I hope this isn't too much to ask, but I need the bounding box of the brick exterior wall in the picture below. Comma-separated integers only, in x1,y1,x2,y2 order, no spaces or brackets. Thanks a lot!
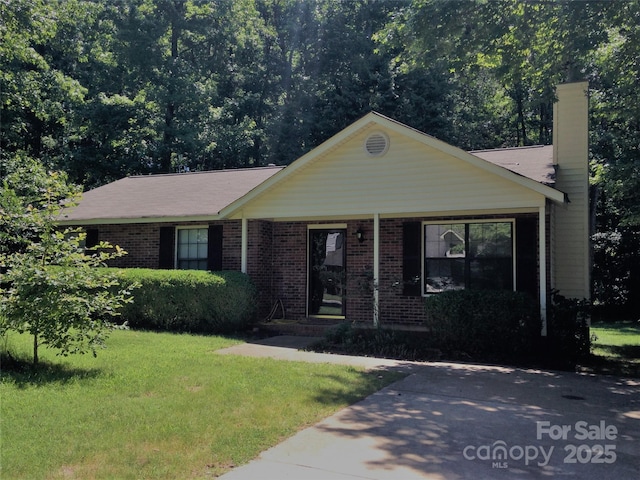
92,223,163,269
247,220,274,319
269,222,308,320
259,221,378,324
221,221,242,270
263,219,420,326
378,218,425,326
345,221,375,324
82,212,547,328
83,220,241,270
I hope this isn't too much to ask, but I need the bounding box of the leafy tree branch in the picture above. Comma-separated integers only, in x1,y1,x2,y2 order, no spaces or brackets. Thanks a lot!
0,156,135,364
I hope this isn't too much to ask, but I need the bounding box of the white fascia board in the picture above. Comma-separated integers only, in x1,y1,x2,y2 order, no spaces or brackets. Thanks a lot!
235,207,544,224
57,214,223,226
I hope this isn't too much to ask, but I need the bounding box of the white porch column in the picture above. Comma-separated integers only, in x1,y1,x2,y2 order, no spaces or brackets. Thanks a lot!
241,217,248,274
373,213,380,327
539,205,548,336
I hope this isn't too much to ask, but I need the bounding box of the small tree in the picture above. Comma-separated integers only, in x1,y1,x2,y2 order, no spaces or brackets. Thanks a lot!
0,155,134,364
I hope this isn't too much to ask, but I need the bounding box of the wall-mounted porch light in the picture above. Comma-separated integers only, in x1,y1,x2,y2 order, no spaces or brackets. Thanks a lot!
355,227,365,243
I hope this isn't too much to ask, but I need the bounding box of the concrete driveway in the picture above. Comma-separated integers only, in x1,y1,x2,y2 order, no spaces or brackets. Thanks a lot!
217,337,640,479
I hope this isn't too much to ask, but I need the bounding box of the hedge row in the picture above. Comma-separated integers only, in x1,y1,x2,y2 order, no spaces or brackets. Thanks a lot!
545,290,592,364
109,269,257,334
423,289,591,366
424,289,542,359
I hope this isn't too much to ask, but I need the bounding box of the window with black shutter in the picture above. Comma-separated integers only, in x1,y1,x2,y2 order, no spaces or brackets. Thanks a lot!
158,226,175,269
85,229,99,249
159,225,224,271
515,217,538,299
207,225,223,271
402,222,422,296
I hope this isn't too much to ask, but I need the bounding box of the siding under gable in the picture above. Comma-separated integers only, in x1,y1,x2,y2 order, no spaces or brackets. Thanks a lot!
236,126,547,220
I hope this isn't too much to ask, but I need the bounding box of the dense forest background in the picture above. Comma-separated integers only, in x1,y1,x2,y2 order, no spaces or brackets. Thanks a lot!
1,0,638,314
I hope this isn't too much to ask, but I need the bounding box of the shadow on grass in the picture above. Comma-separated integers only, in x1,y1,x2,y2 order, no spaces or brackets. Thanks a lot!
308,369,408,407
579,353,640,377
591,320,640,336
0,352,102,388
597,344,640,358
584,321,640,376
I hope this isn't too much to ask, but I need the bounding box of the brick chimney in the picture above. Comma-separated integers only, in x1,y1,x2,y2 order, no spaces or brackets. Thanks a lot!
552,82,591,300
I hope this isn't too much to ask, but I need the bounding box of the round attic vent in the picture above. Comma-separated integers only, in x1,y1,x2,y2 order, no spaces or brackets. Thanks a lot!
364,131,389,157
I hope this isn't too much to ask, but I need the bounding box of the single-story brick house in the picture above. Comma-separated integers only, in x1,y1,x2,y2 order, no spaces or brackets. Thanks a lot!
60,82,590,335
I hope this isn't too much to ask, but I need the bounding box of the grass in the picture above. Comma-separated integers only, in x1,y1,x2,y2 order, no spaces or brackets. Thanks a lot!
0,330,404,479
581,320,640,377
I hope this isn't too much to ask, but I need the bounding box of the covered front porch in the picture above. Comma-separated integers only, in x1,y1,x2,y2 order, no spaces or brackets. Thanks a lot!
239,208,552,334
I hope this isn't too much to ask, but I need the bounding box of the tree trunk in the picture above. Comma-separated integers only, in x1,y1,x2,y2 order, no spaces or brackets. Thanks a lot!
33,332,39,365
160,1,184,173
589,184,599,300
516,96,527,146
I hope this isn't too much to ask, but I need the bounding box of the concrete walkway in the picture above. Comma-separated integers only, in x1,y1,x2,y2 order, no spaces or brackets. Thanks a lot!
216,336,640,479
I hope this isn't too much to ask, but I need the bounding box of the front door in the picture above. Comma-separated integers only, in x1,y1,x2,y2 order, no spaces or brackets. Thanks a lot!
308,229,346,317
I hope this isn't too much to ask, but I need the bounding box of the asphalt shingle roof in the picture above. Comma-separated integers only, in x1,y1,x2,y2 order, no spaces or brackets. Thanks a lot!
61,143,556,224
471,145,555,186
60,166,284,222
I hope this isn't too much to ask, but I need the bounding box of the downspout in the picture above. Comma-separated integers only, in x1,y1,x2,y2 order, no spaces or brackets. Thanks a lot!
539,204,547,336
373,213,380,327
241,217,248,274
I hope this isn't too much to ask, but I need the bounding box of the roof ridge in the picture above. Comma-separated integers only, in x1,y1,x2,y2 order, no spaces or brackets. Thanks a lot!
126,165,284,179
470,144,551,154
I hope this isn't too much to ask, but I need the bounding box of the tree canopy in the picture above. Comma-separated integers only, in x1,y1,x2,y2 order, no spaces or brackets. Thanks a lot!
0,156,134,364
1,0,638,311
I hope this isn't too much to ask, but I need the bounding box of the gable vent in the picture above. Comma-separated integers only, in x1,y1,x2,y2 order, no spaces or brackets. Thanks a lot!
364,131,389,157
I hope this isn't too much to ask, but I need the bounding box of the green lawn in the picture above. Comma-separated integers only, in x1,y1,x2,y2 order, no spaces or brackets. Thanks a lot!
1,330,404,479
584,320,640,377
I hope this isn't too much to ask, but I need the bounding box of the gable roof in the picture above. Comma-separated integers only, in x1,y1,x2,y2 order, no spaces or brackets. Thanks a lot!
61,112,565,225
59,166,284,225
220,112,565,219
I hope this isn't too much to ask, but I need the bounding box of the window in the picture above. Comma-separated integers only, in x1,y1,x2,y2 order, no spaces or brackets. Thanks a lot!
424,221,514,294
73,229,98,252
85,229,99,249
159,225,222,270
176,227,208,270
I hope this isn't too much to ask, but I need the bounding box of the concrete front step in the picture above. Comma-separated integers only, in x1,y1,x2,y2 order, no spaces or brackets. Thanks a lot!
257,320,346,337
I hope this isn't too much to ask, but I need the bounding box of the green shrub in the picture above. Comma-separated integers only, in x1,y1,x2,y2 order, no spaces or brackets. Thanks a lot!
424,290,541,359
315,323,440,361
545,290,591,364
111,269,257,334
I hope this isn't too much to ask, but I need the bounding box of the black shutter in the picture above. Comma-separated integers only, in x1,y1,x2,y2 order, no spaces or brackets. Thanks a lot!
159,226,175,269
85,229,99,248
515,217,537,299
207,224,223,271
402,221,422,296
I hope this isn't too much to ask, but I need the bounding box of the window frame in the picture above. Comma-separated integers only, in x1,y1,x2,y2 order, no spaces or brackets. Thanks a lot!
421,219,517,296
175,225,209,271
